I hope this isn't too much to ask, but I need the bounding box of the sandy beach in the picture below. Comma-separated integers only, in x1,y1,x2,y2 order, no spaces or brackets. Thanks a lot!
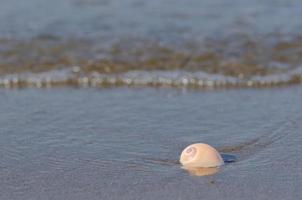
1,0,302,199
0,87,302,199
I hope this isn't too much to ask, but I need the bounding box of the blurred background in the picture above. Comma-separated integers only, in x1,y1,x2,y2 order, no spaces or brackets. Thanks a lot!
1,0,302,88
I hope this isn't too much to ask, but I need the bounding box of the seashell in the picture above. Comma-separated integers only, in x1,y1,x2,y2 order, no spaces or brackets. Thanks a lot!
180,143,224,168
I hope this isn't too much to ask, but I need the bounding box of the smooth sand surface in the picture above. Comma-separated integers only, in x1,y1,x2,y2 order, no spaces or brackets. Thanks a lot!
0,87,302,199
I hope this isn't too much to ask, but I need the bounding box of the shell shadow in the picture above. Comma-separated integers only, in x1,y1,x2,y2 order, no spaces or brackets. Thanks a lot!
221,153,237,164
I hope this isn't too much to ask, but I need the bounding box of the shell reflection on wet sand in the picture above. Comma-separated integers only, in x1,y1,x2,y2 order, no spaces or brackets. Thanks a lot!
180,143,224,176
182,166,220,177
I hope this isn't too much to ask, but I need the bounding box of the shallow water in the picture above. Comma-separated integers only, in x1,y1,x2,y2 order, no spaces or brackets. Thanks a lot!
1,86,302,199
1,0,302,88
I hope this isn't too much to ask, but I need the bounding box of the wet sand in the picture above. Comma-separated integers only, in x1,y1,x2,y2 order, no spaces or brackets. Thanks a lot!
0,86,302,199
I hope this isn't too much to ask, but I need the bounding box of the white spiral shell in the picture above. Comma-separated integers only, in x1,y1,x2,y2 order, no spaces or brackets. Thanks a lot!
180,143,224,168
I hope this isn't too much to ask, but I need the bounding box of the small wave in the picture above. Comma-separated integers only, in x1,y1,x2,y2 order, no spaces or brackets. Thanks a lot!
2,35,302,89
0,68,302,89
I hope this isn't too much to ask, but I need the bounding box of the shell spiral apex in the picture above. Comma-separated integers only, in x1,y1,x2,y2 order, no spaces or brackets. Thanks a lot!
180,143,224,168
